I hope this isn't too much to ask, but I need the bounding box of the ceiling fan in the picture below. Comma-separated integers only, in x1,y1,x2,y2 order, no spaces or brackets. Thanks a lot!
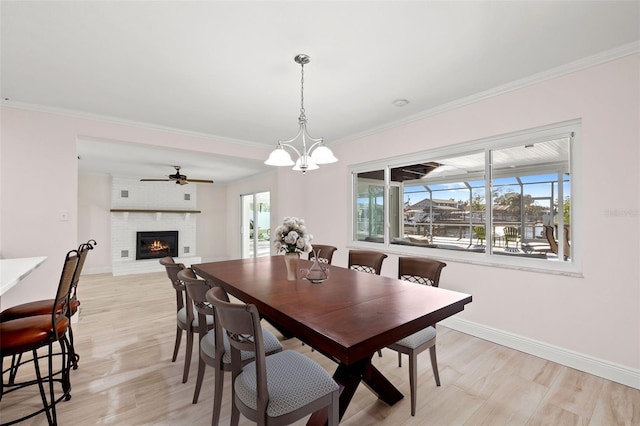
140,166,214,185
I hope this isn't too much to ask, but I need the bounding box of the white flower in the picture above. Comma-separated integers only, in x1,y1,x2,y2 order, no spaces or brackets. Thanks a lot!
273,217,313,254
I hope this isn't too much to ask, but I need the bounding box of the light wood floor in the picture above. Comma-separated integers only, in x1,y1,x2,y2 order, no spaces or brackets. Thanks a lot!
2,271,638,425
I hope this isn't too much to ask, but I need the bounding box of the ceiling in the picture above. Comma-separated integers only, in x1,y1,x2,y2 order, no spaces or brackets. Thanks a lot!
2,1,638,183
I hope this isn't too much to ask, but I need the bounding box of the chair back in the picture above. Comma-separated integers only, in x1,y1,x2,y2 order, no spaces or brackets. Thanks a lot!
348,250,387,275
69,239,96,304
504,226,519,242
52,250,80,339
178,268,215,337
206,287,269,411
308,245,338,265
398,257,446,287
543,225,558,254
543,225,570,258
160,256,186,311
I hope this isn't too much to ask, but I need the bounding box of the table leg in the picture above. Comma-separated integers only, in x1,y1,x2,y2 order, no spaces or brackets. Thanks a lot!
307,356,403,425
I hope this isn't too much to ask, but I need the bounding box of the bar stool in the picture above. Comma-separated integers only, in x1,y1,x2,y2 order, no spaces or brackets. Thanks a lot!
0,240,96,371
0,249,79,425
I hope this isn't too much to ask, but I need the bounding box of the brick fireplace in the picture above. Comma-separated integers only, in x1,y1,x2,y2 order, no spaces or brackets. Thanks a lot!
110,177,201,275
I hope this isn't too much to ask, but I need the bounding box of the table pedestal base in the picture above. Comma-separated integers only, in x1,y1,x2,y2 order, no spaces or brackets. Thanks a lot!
307,355,403,425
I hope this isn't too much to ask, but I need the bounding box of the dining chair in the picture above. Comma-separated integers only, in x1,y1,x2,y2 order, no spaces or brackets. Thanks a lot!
206,286,340,426
0,249,79,425
308,244,338,265
0,239,96,370
348,249,388,356
177,269,282,418
348,250,387,275
160,256,212,383
386,256,446,416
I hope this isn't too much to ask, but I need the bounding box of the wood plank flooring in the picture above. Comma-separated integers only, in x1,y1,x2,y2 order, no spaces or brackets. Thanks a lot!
2,271,638,425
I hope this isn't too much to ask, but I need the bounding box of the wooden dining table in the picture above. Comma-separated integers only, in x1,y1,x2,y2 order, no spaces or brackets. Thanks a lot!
193,256,472,424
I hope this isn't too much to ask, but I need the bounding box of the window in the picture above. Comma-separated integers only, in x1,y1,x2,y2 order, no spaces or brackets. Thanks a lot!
350,121,580,274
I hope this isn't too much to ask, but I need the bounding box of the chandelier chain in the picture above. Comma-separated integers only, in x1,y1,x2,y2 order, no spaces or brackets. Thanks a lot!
299,62,306,119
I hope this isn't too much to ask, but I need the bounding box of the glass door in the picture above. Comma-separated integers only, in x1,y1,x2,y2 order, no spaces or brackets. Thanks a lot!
241,191,270,258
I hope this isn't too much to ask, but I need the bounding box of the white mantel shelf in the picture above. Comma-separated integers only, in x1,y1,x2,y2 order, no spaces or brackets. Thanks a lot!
110,209,201,214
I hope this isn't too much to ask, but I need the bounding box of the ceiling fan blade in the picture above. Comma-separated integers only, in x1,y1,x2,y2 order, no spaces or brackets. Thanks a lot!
187,179,214,184
140,179,171,182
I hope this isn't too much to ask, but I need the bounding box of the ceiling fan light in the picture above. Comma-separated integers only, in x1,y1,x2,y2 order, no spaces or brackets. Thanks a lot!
310,145,338,164
265,146,295,166
292,155,319,171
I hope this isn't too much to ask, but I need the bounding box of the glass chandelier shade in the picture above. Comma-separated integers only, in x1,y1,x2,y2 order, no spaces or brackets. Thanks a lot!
265,54,338,173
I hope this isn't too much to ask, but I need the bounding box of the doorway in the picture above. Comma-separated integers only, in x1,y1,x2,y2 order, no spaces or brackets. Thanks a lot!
241,191,271,258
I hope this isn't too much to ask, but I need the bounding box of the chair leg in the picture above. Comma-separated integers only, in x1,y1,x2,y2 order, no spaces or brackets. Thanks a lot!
182,330,193,383
172,326,182,362
398,351,402,367
378,349,382,357
33,347,55,426
230,398,241,426
328,390,339,426
67,323,79,370
8,353,22,384
409,350,417,416
429,345,441,386
61,336,73,399
192,355,206,403
211,363,224,426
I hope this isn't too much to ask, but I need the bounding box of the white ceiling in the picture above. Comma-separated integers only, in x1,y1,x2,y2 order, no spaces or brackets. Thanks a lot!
2,1,639,183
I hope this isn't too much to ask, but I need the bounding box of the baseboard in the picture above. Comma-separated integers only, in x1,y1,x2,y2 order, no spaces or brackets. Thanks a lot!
439,316,640,390
83,266,112,275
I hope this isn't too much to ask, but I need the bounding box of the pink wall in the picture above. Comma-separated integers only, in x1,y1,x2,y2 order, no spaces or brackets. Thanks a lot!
297,56,639,370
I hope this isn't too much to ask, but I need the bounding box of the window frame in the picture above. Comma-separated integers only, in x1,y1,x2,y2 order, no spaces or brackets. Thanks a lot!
349,120,582,276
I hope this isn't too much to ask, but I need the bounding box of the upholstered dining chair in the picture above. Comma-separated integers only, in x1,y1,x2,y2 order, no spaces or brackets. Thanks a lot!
386,256,446,416
177,268,282,420
206,286,340,426
160,256,212,383
348,250,387,275
0,249,79,425
348,249,388,357
0,239,96,370
308,244,338,265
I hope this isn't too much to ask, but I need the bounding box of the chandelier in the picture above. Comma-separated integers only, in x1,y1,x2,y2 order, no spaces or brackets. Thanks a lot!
265,54,338,172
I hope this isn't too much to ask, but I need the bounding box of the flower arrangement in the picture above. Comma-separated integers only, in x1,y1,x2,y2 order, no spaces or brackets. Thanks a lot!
273,217,313,254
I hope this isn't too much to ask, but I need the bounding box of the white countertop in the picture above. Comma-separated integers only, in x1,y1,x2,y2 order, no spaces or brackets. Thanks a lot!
0,256,48,296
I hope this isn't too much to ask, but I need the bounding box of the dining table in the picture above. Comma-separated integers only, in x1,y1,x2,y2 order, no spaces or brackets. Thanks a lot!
193,256,472,425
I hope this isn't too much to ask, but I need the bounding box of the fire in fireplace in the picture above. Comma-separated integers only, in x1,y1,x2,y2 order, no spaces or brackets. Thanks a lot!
136,231,178,260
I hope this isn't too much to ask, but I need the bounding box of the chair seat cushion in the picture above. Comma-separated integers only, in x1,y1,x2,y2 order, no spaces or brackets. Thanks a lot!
200,326,282,364
177,307,213,329
0,315,69,355
235,350,338,417
0,298,79,322
393,326,436,349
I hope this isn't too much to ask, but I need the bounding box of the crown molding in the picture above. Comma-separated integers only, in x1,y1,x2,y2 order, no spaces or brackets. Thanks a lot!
333,41,640,146
0,100,268,149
